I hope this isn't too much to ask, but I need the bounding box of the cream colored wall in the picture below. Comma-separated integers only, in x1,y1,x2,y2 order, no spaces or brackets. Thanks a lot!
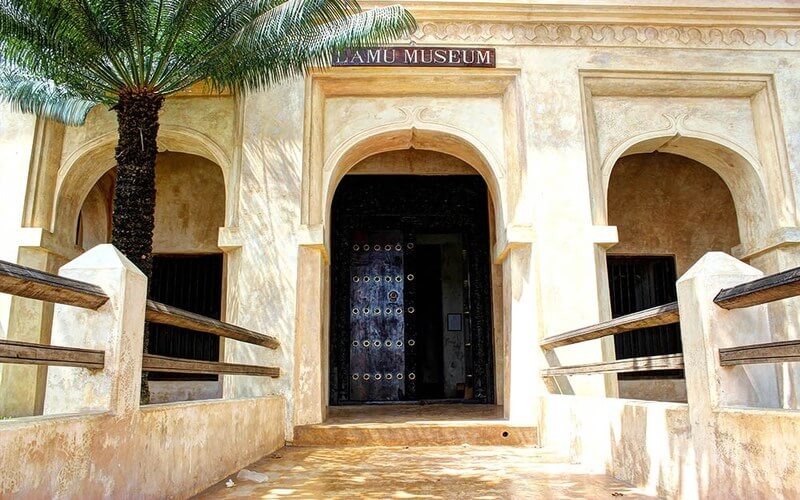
540,395,692,498
223,83,304,438
350,149,476,175
76,152,225,254
540,395,800,498
0,108,37,337
76,171,113,251
608,153,741,275
152,152,225,254
0,396,285,497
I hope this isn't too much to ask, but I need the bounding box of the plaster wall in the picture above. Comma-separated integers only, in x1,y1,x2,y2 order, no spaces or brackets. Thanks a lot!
77,152,225,254
149,381,223,404
152,152,225,254
0,108,36,337
607,153,741,276
349,149,476,175
539,395,693,498
618,379,687,403
539,394,800,498
222,83,305,439
0,396,285,498
77,172,113,251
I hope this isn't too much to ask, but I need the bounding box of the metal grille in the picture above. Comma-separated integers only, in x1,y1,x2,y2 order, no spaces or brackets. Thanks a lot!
148,254,222,380
607,256,682,364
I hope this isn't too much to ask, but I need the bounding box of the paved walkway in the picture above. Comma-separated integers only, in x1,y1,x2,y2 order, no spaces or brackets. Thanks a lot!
197,445,652,499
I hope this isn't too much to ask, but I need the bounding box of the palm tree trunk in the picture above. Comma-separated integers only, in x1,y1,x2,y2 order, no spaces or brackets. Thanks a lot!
110,89,164,404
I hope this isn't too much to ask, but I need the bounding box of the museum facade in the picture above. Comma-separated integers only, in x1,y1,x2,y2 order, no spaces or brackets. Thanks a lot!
2,0,800,431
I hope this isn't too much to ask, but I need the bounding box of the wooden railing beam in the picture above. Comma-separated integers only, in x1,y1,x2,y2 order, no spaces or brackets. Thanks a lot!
540,302,679,350
714,266,800,309
0,339,105,369
142,354,280,377
719,339,800,366
145,300,280,350
0,260,108,310
541,353,684,377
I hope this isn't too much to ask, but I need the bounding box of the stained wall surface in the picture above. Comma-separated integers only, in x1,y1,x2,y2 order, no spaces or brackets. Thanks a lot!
607,153,741,275
76,152,225,254
0,396,285,498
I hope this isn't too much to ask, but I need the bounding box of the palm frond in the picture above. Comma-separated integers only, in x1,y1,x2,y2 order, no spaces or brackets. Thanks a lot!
161,2,416,94
0,67,97,125
0,0,416,124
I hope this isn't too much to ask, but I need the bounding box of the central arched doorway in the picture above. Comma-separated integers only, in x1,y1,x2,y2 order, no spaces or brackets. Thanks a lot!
328,150,495,405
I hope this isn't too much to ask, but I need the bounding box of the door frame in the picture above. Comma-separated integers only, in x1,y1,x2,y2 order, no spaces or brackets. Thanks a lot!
328,175,494,405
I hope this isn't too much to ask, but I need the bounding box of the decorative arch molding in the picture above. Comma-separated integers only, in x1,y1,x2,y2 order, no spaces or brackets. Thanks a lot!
582,70,798,254
305,124,507,256
52,126,232,244
321,124,507,234
601,128,773,247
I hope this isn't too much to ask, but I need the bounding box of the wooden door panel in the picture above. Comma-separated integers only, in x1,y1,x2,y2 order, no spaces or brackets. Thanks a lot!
349,231,406,401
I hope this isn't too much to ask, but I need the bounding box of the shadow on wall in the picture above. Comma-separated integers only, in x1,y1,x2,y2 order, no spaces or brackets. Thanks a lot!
224,135,302,409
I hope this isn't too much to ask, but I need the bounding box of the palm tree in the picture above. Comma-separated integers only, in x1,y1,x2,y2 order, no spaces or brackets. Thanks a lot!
0,0,415,402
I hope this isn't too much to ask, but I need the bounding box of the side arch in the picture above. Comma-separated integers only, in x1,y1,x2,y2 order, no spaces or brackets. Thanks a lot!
52,126,233,244
601,131,775,248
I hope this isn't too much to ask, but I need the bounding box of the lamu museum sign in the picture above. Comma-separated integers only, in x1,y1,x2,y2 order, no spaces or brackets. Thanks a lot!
333,46,496,67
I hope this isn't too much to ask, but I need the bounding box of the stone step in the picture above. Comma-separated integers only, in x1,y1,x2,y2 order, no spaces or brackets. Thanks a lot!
292,422,539,447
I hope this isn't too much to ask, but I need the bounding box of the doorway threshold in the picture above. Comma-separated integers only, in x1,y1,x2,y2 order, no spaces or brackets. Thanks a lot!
292,404,538,447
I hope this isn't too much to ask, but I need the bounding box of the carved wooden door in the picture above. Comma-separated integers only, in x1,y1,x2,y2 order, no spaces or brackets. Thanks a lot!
348,230,416,401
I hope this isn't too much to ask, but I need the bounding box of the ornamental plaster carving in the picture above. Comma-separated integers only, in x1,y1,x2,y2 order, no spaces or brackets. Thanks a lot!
324,104,505,179
412,22,800,50
601,113,761,181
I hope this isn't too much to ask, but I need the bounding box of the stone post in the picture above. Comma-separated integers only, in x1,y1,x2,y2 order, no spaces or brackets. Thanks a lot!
676,252,781,492
293,244,327,427
43,245,147,415
502,243,544,424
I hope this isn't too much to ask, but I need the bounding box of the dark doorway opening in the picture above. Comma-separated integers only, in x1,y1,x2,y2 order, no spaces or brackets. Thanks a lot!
607,255,683,380
330,175,493,405
148,254,223,381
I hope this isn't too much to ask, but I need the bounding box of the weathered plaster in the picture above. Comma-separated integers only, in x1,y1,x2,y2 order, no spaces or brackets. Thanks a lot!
607,153,740,275
0,397,285,498
152,152,225,254
0,245,285,498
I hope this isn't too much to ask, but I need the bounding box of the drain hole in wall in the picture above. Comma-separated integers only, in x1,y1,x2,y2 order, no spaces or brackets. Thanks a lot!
502,431,509,438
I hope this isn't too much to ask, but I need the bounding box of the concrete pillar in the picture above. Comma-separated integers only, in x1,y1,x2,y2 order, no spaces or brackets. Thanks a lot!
0,248,61,417
44,244,147,415
502,244,544,424
292,245,327,426
676,252,781,492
